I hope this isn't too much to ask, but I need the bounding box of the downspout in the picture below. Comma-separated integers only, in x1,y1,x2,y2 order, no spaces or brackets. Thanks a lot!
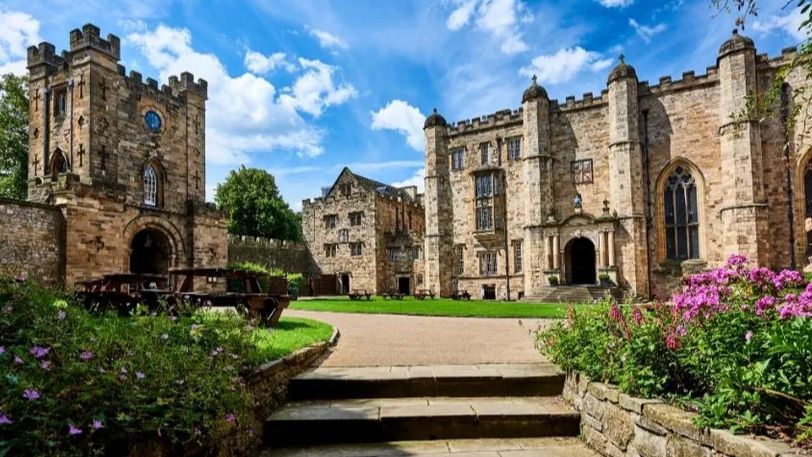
781,83,796,269
68,79,74,170
642,109,653,299
44,87,51,173
498,137,511,301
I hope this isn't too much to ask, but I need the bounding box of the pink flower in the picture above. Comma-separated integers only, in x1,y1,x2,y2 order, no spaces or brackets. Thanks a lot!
726,254,749,268
0,413,12,425
92,419,104,430
665,333,681,351
23,389,40,401
136,371,145,380
39,360,51,371
68,423,82,436
225,413,236,423
13,355,22,365
80,350,94,361
29,346,49,359
609,303,622,322
0,346,5,355
675,325,687,336
745,331,753,342
632,307,644,325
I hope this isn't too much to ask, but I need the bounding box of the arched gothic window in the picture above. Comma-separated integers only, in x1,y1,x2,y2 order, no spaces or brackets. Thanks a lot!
664,166,699,260
144,164,159,207
50,149,68,179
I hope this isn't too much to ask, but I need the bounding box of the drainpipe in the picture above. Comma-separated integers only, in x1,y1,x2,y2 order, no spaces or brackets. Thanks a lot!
642,109,653,299
68,79,74,170
781,83,796,269
503,169,510,301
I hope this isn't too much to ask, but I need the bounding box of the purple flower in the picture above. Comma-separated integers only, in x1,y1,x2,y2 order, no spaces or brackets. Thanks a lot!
13,355,23,365
0,413,12,425
0,346,5,355
665,333,680,351
675,324,687,337
632,307,644,325
609,303,622,322
225,413,236,423
745,331,753,342
57,310,66,321
92,419,104,430
2,304,12,314
68,423,82,436
80,350,94,361
726,254,749,268
29,346,49,359
136,371,145,380
39,360,51,371
23,389,40,401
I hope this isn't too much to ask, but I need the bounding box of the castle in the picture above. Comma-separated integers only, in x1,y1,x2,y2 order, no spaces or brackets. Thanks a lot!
0,24,228,286
423,31,812,300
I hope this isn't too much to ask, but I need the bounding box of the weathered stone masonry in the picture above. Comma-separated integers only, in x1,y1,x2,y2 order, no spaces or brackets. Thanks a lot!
0,198,65,284
425,32,812,300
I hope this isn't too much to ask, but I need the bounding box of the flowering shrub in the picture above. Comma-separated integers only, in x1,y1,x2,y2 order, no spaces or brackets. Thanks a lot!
539,255,812,443
0,279,259,456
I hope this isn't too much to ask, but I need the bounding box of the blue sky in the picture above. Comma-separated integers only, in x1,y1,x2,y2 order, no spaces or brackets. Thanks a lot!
0,0,804,210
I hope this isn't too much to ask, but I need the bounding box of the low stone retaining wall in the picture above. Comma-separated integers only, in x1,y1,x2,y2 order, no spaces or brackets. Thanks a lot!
563,371,805,457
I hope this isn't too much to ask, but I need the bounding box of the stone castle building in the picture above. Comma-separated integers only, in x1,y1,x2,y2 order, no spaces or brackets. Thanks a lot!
424,31,812,300
0,24,227,286
302,168,424,294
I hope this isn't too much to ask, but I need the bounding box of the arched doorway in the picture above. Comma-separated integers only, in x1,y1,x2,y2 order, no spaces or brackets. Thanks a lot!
565,237,596,285
129,229,172,274
340,274,351,294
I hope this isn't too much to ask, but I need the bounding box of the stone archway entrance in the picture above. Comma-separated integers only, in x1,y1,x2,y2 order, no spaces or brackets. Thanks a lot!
565,237,596,285
129,229,172,274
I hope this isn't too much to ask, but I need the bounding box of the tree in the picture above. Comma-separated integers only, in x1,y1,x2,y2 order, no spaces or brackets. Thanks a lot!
0,74,28,200
214,166,302,241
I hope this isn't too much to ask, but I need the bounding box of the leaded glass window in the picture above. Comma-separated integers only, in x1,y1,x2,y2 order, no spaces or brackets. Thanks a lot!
451,148,464,170
144,165,158,206
664,166,699,260
507,137,521,161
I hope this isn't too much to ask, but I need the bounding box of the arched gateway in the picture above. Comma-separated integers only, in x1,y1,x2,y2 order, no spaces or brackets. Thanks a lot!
129,229,172,274
565,237,596,285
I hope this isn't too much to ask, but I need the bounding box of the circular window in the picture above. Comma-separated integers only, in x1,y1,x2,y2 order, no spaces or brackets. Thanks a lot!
144,110,162,133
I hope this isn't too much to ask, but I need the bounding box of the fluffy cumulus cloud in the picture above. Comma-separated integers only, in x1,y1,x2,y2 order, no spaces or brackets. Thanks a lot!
596,0,634,7
520,47,612,85
127,25,355,163
0,10,41,75
391,167,425,192
446,0,532,55
629,19,667,43
244,50,295,74
752,7,806,41
370,100,426,151
278,58,357,116
306,27,348,50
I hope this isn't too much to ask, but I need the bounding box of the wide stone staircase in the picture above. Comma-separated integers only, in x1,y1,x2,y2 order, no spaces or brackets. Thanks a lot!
524,285,621,303
261,363,598,456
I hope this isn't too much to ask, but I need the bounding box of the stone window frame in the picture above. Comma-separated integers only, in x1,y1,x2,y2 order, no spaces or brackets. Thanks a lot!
142,158,165,208
479,142,490,165
474,173,499,231
53,85,68,118
338,229,349,243
388,248,403,262
453,244,465,276
796,148,812,258
513,240,523,273
350,242,363,256
478,251,498,276
451,148,465,170
324,214,337,229
570,159,593,184
49,148,69,179
340,183,352,197
324,243,337,258
349,211,363,226
507,136,522,161
654,159,707,264
663,166,700,260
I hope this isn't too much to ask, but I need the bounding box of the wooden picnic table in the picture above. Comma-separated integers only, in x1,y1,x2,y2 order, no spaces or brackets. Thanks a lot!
413,289,435,300
451,290,472,300
75,273,171,315
381,290,405,300
348,289,372,300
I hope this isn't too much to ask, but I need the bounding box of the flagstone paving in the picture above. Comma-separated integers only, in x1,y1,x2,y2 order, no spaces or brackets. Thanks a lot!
285,310,551,367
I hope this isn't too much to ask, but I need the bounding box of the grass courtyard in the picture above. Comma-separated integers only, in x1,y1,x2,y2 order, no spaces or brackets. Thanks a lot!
290,296,580,318
249,316,334,363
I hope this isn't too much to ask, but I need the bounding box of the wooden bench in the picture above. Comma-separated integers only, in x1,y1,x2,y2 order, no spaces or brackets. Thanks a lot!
381,290,405,300
413,289,435,300
451,290,472,300
348,289,372,300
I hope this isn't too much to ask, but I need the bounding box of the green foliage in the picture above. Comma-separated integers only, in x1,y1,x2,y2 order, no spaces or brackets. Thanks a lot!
214,167,302,241
226,261,303,293
0,74,28,200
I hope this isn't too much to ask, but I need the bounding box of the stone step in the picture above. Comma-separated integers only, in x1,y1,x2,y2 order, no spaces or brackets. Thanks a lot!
525,286,620,303
288,364,565,400
263,437,600,457
264,397,580,446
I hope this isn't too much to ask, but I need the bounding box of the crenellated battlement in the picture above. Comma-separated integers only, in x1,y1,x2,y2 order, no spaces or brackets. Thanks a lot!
551,90,609,111
448,108,523,134
116,66,209,101
69,23,120,59
26,42,63,69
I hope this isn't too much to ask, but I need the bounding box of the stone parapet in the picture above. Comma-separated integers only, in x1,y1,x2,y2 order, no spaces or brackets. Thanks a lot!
563,371,803,457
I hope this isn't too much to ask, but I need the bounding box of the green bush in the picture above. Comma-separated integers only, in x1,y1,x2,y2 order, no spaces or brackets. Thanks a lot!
0,280,257,456
539,255,812,442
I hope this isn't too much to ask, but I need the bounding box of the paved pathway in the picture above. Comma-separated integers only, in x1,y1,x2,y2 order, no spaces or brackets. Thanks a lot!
286,310,552,367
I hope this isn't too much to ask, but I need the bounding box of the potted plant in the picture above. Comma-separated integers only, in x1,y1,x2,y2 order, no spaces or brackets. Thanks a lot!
599,273,613,287
547,275,559,286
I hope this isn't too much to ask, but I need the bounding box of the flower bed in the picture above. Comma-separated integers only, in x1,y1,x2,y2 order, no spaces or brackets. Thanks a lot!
0,279,332,456
538,255,812,448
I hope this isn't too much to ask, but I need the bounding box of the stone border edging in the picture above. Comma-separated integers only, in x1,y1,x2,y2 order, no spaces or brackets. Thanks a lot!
563,371,806,457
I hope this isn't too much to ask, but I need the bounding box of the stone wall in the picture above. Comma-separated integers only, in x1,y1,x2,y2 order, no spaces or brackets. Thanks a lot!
227,235,312,273
563,371,802,457
0,198,65,285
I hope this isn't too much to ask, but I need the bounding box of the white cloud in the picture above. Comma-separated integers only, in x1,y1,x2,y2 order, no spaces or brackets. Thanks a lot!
391,167,425,193
629,19,667,43
446,0,531,55
0,10,41,76
244,50,295,74
126,25,354,163
596,0,634,7
306,27,348,50
272,160,424,177
752,7,806,41
370,100,426,151
520,47,612,85
279,58,357,117
117,19,148,33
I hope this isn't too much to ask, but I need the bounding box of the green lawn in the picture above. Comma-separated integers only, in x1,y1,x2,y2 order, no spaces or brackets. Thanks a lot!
250,316,334,363
290,296,582,318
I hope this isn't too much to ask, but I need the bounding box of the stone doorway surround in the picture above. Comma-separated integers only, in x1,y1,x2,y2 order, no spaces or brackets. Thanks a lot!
340,273,351,294
542,208,618,286
566,237,597,285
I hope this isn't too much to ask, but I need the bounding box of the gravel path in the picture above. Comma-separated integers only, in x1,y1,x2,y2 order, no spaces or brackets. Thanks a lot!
286,310,552,367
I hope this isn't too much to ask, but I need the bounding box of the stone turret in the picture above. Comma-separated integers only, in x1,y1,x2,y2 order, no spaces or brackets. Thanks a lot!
423,109,454,296
521,76,554,295
717,30,768,264
607,56,648,296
